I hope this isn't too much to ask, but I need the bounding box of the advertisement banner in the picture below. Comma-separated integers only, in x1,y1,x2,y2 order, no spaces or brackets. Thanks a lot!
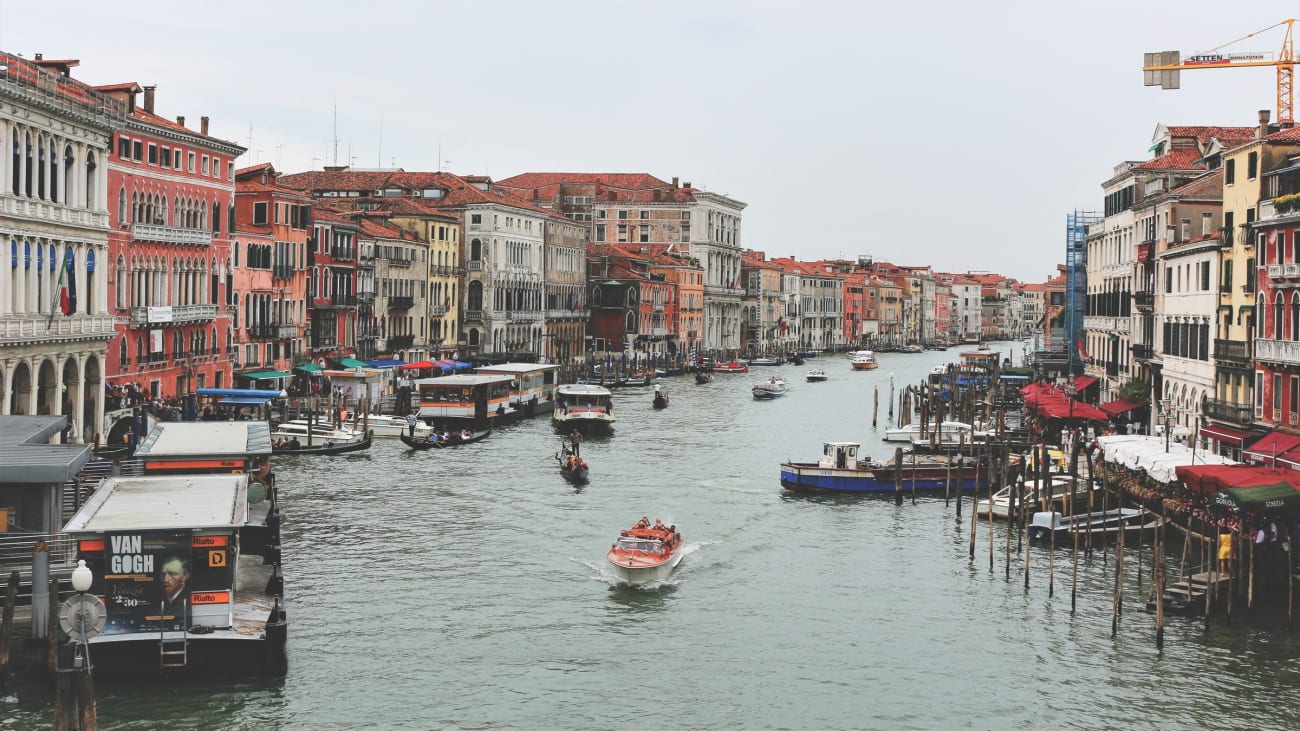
103,531,192,634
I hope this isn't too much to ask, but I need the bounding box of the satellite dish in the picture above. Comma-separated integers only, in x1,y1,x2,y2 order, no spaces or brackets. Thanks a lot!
59,594,106,641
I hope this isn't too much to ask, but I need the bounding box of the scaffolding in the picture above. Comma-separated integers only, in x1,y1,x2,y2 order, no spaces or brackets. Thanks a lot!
1064,210,1101,375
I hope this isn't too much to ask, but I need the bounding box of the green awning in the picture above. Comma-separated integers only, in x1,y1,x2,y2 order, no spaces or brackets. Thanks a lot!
1214,483,1300,513
336,357,368,369
295,363,323,373
238,370,291,380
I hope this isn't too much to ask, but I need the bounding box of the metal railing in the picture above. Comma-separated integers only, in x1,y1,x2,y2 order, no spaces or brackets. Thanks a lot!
1214,338,1252,366
1204,399,1253,425
388,296,414,310
1134,292,1155,309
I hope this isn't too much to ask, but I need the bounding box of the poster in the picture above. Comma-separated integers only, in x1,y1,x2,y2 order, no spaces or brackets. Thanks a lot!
103,530,191,634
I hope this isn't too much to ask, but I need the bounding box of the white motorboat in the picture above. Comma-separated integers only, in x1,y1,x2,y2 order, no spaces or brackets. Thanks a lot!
270,419,368,445
606,521,685,586
884,420,977,443
806,368,828,382
976,476,1097,520
752,377,788,399
345,413,433,439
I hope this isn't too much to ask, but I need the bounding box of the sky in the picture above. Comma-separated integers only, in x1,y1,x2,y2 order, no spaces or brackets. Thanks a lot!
2,0,1296,282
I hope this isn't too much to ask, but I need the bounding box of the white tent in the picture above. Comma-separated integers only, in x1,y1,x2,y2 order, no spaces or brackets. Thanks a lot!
1097,435,1237,483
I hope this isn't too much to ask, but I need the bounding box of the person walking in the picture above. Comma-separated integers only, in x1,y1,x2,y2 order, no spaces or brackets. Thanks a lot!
569,428,584,457
406,410,418,437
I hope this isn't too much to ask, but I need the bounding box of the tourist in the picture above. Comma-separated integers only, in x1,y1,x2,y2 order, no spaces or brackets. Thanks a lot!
1218,531,1235,576
636,516,650,529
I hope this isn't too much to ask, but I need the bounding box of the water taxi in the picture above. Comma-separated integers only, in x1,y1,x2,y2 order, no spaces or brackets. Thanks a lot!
472,362,562,422
65,421,287,675
414,373,513,430
554,383,616,431
338,413,433,439
752,377,787,399
712,361,750,374
883,420,977,443
606,520,684,585
270,419,368,445
850,351,878,370
806,368,828,382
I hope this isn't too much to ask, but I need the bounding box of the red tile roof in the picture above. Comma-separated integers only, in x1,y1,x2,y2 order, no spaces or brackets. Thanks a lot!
1166,125,1256,147
1134,148,1206,171
276,169,561,219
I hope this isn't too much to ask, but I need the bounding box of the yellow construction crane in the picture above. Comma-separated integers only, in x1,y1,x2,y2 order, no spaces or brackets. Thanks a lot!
1143,19,1296,124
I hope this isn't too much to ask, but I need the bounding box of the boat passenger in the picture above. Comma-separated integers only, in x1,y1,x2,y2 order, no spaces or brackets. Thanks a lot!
653,518,665,530
461,428,473,440
288,437,301,449
636,516,650,529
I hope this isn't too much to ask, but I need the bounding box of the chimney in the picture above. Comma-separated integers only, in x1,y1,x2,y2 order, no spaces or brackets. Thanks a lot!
683,181,691,189
143,85,156,114
1202,212,1212,237
1180,218,1190,242
1259,109,1271,139
200,116,209,136
176,115,185,128
672,177,679,188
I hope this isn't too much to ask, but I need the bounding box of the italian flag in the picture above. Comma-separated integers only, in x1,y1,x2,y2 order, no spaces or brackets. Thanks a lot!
57,248,76,316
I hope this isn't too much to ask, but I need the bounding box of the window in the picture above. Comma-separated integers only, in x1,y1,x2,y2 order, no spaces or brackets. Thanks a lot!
253,201,268,225
1275,373,1283,415
174,148,183,171
1249,151,1259,180
148,143,157,165
471,214,482,225
160,147,171,168
201,155,209,176
187,152,196,172
117,136,130,159
640,210,649,220
640,224,650,243
1165,265,1172,293
595,224,606,242
1226,159,1236,185
1200,261,1210,291
618,210,628,220
131,140,143,162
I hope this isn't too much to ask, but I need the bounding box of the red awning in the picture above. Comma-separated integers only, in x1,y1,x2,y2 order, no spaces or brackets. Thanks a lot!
1243,430,1300,464
1199,424,1252,446
1036,400,1111,421
1098,398,1145,417
400,360,435,370
1177,464,1300,495
1074,375,1098,390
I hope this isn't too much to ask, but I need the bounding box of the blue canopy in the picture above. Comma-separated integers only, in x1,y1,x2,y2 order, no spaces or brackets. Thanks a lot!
368,359,406,368
453,360,473,371
218,396,276,405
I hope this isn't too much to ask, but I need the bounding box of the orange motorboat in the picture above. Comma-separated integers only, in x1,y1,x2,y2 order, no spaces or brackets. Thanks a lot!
605,520,685,586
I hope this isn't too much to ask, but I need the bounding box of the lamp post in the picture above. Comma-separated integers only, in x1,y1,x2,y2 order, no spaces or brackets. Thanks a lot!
1159,398,1173,453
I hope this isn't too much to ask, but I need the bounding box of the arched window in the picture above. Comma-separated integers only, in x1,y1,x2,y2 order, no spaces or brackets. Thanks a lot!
117,188,127,223
1291,293,1300,341
470,239,482,260
84,151,96,208
63,145,74,204
1276,292,1286,340
115,255,126,309
85,248,96,315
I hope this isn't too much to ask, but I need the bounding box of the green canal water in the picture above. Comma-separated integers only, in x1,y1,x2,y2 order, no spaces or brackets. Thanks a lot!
6,345,1300,729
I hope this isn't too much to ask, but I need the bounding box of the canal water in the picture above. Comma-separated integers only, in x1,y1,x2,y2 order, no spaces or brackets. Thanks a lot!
6,344,1300,730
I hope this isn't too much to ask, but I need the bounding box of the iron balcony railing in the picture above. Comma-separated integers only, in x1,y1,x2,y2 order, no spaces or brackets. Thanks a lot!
1204,399,1253,425
388,296,414,310
1214,338,1253,367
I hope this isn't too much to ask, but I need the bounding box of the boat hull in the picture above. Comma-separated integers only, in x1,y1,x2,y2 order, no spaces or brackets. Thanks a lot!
606,549,685,585
851,362,878,370
752,386,786,399
780,462,986,493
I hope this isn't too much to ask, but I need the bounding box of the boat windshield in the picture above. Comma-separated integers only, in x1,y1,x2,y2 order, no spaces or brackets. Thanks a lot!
616,537,662,552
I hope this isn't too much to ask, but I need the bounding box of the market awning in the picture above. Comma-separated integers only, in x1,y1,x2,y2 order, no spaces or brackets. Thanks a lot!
295,363,323,373
1036,400,1111,421
1177,465,1300,495
1098,398,1145,417
1199,424,1252,446
237,370,290,380
368,359,406,368
433,359,457,372
1216,483,1300,513
336,357,368,369
400,360,435,370
1074,375,1098,390
1243,430,1300,464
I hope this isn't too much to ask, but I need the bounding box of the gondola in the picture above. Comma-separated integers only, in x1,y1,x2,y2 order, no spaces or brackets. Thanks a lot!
557,448,589,482
694,371,713,385
273,430,373,456
653,391,669,409
399,427,491,450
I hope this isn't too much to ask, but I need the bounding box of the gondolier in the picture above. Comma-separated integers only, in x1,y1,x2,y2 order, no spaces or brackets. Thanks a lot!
569,428,583,456
406,411,418,437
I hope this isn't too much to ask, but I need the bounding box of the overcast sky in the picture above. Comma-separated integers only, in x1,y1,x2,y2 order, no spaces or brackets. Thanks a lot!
2,1,1292,281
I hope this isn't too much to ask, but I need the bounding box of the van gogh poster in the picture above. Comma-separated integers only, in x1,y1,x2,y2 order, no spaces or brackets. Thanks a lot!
103,531,191,633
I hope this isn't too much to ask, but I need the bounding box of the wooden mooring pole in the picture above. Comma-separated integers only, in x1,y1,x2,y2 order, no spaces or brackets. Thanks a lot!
0,570,17,683
894,447,904,507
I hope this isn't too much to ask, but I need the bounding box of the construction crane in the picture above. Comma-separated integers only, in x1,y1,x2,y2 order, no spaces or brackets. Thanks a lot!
1143,19,1296,125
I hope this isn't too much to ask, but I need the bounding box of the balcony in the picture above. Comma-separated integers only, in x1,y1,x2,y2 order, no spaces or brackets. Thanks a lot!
1257,338,1300,366
129,304,218,327
1204,398,1254,425
330,246,355,261
277,324,299,339
388,258,412,268
249,324,278,339
388,296,414,311
505,311,542,322
429,304,448,317
1134,292,1155,310
388,334,415,349
357,291,376,302
464,309,484,321
704,284,743,298
649,327,669,337
1214,338,1253,368
1132,343,1155,361
330,294,358,308
467,260,483,271
131,222,213,246
272,265,294,280
0,313,117,345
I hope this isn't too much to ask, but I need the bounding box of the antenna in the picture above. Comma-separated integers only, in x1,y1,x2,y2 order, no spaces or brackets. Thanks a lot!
246,125,254,156
276,143,287,169
377,117,383,170
332,93,339,166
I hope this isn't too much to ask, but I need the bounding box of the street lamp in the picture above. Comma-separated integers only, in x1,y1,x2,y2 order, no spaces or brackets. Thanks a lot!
1159,398,1174,453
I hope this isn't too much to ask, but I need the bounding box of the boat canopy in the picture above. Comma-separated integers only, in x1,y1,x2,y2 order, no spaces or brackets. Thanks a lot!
196,387,285,400
368,359,406,368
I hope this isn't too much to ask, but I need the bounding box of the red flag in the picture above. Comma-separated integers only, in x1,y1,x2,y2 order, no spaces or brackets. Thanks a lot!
1076,336,1087,360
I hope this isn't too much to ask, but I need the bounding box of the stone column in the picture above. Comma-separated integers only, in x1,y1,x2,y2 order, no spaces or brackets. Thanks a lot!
0,360,11,416
71,353,85,444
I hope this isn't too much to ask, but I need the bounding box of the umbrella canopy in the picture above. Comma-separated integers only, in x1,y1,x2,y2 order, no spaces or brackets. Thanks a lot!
1215,483,1300,513
400,360,435,370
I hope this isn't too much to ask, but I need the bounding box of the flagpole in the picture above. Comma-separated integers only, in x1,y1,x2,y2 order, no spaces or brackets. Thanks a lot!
46,246,67,332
